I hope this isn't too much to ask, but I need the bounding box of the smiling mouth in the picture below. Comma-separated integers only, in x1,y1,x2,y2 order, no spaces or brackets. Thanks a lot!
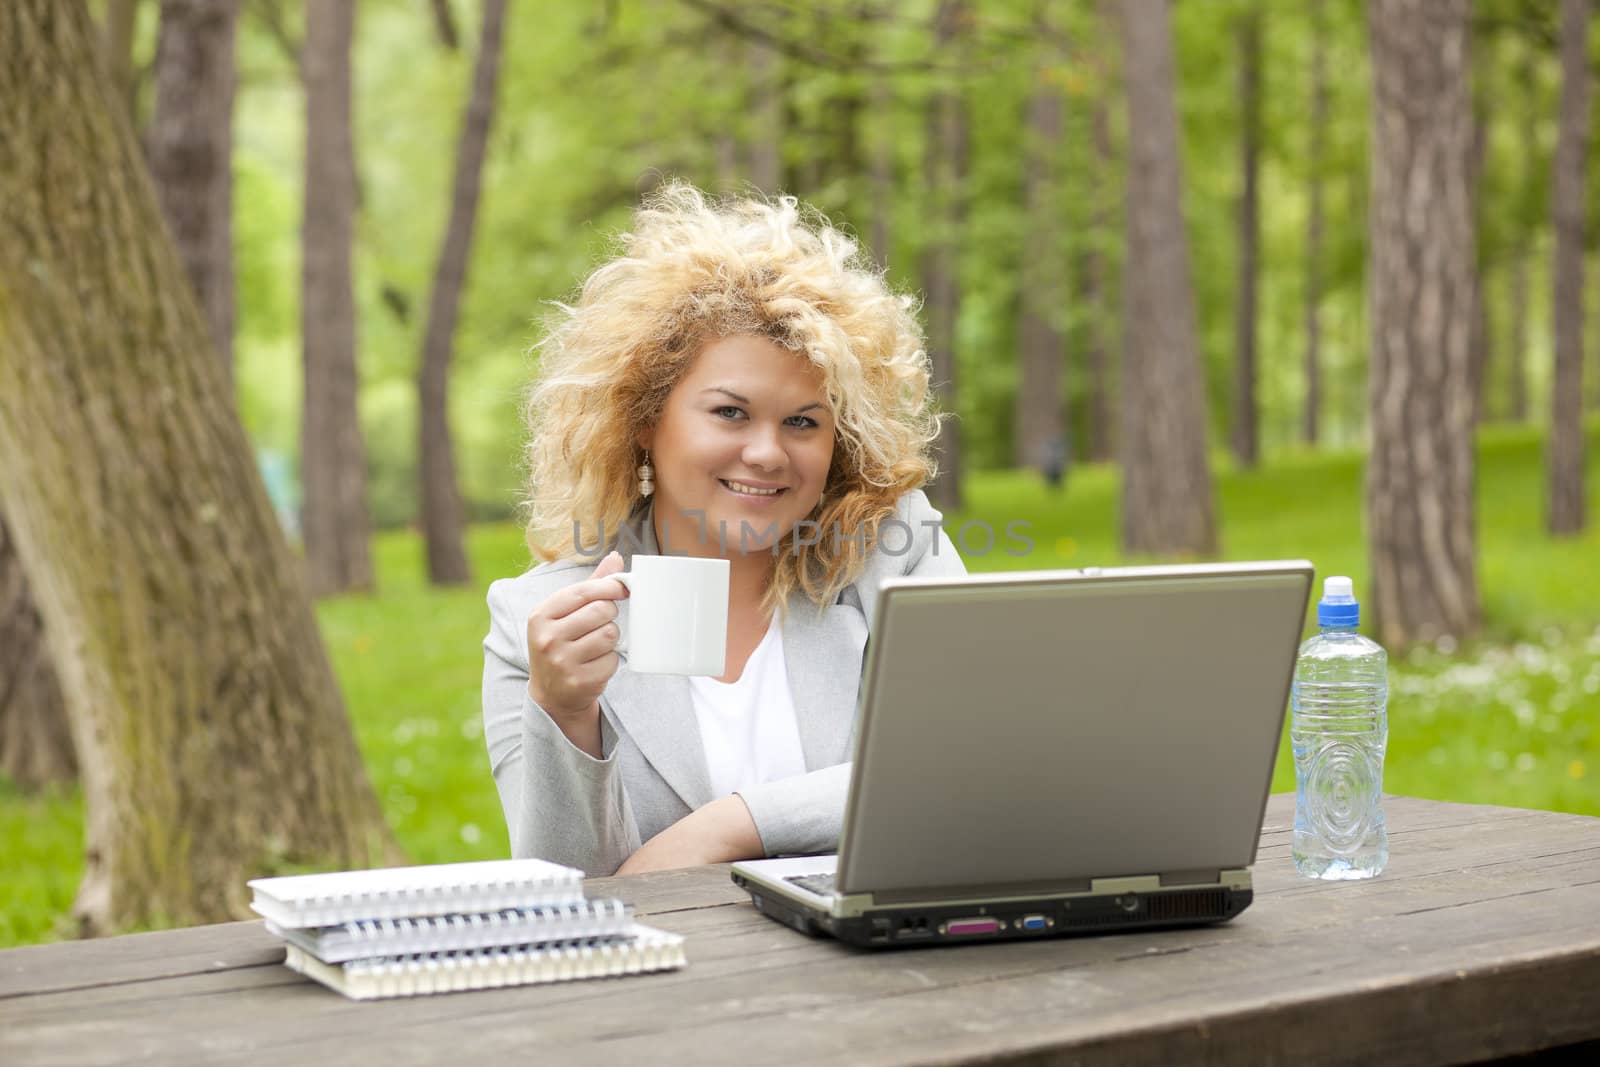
719,479,787,497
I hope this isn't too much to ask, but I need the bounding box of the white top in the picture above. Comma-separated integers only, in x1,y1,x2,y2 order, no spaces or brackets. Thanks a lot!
688,614,808,799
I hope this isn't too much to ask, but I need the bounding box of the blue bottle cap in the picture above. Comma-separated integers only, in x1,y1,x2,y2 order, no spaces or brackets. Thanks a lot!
1318,576,1359,627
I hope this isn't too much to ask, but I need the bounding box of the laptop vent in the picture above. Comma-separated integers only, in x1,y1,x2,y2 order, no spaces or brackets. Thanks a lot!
1148,890,1227,922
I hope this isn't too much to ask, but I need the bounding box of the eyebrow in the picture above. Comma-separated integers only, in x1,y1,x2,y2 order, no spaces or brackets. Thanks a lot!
701,387,829,414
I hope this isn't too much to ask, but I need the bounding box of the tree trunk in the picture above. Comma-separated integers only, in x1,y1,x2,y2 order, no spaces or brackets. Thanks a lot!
429,0,460,50
1467,109,1491,427
1303,0,1327,446
1506,46,1536,425
1548,0,1590,536
419,0,508,587
921,0,968,513
1015,45,1065,474
147,0,239,387
0,0,394,934
100,0,143,121
1507,246,1531,422
712,26,740,192
1081,23,1117,465
0,513,75,790
747,36,783,194
1231,6,1261,469
301,0,373,596
1364,0,1480,649
1116,0,1217,556
869,74,892,271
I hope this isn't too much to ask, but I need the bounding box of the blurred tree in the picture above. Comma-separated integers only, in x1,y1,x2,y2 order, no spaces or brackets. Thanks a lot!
147,0,239,386
1231,3,1261,469
1302,0,1328,446
1117,0,1216,555
747,34,784,194
922,0,969,512
1365,0,1480,648
1548,0,1589,536
0,514,75,791
301,0,373,595
429,0,459,51
868,69,893,269
100,0,144,120
1506,41,1536,425
1467,105,1491,428
1014,6,1066,477
419,0,509,586
1078,0,1118,464
0,0,394,933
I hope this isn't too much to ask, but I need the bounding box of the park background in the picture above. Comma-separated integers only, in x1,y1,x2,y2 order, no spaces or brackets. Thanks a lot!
1,0,1597,946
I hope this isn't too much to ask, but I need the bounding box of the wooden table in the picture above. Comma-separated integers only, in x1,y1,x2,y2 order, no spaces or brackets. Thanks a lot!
4,794,1599,1066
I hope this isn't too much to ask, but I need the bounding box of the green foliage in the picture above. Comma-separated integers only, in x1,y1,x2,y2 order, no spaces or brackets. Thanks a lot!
219,0,1587,526
3,427,1596,948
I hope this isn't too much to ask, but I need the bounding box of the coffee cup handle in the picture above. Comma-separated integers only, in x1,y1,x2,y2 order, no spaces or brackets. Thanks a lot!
608,571,633,653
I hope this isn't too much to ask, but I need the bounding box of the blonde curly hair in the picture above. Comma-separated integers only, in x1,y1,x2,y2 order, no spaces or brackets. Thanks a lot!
522,181,940,615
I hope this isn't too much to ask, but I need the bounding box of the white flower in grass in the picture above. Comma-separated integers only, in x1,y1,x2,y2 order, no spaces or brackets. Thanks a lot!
1514,753,1537,773
460,823,482,845
1488,751,1509,770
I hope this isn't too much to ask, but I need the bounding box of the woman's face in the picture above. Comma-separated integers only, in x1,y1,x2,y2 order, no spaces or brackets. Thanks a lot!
640,334,836,557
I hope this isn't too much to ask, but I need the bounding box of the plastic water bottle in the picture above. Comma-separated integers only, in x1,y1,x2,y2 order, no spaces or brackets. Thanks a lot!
1291,576,1389,879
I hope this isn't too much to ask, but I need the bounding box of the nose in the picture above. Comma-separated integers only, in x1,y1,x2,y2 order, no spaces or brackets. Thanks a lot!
741,423,787,471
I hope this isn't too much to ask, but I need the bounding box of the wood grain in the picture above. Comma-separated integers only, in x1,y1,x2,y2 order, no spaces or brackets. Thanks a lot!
4,795,1598,1067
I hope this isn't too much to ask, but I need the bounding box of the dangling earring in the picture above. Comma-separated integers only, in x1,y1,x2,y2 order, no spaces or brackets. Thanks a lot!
637,451,655,497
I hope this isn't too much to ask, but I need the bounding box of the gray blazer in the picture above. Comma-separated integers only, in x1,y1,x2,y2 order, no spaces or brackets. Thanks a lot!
481,489,966,874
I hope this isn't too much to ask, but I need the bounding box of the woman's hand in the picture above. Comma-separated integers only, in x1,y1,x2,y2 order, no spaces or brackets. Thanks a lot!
525,551,630,757
614,795,764,875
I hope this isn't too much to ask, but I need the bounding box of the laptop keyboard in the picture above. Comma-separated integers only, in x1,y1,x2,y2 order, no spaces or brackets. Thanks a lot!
784,873,837,897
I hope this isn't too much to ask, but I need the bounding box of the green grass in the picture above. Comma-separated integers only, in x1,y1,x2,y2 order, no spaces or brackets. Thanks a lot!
3,424,1597,948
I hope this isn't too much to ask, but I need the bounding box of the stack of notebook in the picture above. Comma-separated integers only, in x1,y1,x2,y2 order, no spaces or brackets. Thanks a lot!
248,857,685,1000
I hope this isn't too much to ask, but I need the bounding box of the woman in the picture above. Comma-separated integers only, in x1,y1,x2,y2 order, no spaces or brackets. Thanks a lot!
482,183,966,875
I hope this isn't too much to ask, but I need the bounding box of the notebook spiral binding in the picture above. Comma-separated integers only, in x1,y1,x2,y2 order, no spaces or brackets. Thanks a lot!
267,899,636,963
282,923,687,1000
248,858,585,929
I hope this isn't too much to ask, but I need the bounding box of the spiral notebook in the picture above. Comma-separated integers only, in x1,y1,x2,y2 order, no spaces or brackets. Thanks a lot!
283,923,687,1000
248,857,584,929
266,899,635,963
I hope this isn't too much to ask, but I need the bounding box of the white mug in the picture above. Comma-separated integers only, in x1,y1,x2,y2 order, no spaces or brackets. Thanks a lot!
611,555,729,675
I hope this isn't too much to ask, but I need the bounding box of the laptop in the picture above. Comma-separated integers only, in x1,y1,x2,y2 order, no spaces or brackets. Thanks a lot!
730,560,1314,948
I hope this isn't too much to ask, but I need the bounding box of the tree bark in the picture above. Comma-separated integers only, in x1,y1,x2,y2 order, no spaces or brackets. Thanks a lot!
100,0,143,121
429,0,460,50
1506,45,1536,425
419,0,508,587
713,26,740,192
1081,16,1117,465
1303,0,1327,446
0,512,75,790
921,0,968,513
0,0,394,933
869,74,893,270
1231,6,1261,469
1467,108,1491,427
1548,0,1590,536
747,36,783,194
1015,43,1065,474
147,0,239,387
1365,0,1480,649
1116,0,1217,556
301,0,374,596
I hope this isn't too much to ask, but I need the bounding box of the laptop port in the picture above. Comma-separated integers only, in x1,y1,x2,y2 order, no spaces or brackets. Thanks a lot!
1018,914,1051,931
941,918,1003,937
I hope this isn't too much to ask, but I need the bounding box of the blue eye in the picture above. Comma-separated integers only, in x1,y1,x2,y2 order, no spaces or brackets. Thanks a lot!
713,406,745,420
786,415,820,429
